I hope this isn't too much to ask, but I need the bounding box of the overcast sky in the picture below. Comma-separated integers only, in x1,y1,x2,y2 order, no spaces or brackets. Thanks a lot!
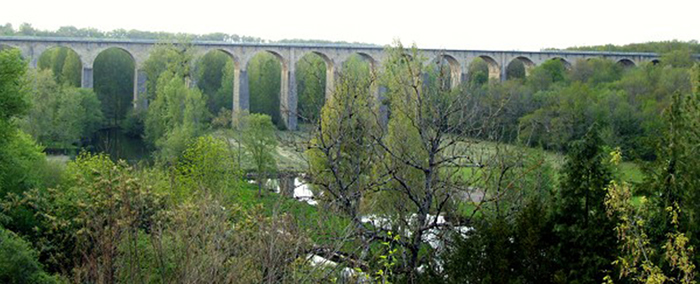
2,0,698,51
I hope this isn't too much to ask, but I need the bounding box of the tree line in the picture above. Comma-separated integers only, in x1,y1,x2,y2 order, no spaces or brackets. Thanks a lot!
0,22,378,46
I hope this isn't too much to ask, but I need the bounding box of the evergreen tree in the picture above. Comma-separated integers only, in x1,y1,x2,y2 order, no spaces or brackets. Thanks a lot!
553,128,617,283
643,83,700,268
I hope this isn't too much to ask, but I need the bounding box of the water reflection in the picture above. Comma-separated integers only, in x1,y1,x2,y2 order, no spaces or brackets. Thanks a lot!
86,128,149,163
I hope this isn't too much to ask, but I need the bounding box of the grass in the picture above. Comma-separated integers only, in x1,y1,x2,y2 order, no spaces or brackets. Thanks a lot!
211,129,308,173
217,129,647,220
230,182,352,246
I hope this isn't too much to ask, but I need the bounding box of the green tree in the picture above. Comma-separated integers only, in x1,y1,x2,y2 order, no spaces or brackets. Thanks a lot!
373,45,503,280
506,59,526,80
295,53,326,123
21,69,104,149
307,54,377,218
93,47,134,126
145,70,209,161
552,129,617,283
37,47,81,87
196,50,234,114
660,49,695,68
174,135,240,200
0,227,61,284
248,52,282,127
519,82,603,151
239,113,277,197
604,149,696,283
442,196,557,284
527,59,568,91
642,87,700,268
142,42,194,102
467,57,489,86
0,49,47,198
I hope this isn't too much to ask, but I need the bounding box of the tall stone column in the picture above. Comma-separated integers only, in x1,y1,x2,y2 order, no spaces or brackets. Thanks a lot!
81,66,93,89
233,68,250,121
324,64,338,100
133,69,148,109
451,71,463,89
281,67,298,130
500,63,508,82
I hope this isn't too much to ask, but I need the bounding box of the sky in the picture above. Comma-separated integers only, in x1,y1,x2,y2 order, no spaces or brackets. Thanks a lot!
2,0,699,51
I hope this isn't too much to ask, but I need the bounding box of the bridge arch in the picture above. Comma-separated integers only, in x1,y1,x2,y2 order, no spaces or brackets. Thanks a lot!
466,55,500,84
340,52,379,107
506,56,535,79
92,46,135,66
246,50,290,128
353,52,377,70
37,46,83,87
306,51,336,86
194,49,241,115
93,47,136,126
206,48,241,70
295,51,335,123
550,57,572,69
617,58,636,68
478,55,501,81
430,54,461,88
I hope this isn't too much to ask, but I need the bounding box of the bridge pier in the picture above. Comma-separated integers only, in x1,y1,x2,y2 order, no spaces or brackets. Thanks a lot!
500,64,507,82
281,67,298,130
81,66,93,89
232,68,250,123
325,64,339,101
134,69,147,108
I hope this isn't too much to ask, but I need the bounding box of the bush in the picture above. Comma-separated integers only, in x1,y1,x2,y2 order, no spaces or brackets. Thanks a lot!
22,69,104,149
0,226,62,284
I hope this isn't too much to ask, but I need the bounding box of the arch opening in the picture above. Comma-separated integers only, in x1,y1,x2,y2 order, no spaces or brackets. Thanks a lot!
617,58,636,68
354,52,377,71
467,56,499,85
651,59,661,65
341,53,373,87
430,54,461,89
195,49,236,117
295,52,330,124
93,47,135,127
550,57,572,70
247,51,284,128
506,56,535,80
37,46,82,87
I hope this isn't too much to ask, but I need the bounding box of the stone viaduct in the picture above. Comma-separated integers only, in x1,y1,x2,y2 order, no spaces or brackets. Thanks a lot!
0,36,679,130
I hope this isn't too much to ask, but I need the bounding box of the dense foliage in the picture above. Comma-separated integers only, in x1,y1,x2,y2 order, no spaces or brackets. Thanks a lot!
563,40,700,54
21,69,103,149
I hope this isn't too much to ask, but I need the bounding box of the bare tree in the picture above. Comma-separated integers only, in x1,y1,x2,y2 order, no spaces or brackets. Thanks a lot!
305,41,524,282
